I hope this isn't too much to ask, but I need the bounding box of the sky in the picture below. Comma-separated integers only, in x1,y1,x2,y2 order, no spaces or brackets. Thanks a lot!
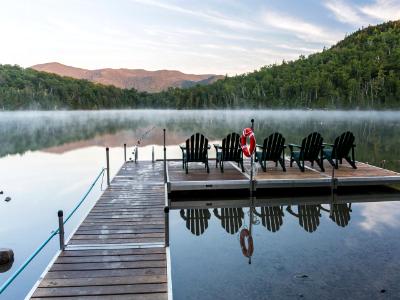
0,0,399,75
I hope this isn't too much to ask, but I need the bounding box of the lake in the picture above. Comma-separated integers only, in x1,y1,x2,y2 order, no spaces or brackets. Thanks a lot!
1,110,400,299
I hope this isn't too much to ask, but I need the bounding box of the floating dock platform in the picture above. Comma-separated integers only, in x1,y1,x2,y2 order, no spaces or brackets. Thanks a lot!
167,160,400,193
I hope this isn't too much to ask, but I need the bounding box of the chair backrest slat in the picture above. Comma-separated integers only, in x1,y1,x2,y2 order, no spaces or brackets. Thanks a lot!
301,132,323,161
262,132,285,161
186,133,208,162
333,131,355,159
221,132,241,161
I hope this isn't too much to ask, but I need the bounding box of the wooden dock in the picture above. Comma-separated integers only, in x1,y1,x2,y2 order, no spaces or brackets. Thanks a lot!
29,162,171,300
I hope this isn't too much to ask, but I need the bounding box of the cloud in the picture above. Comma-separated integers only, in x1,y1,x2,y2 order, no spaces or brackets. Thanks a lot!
325,0,400,27
360,0,400,22
130,0,257,31
358,202,400,234
324,0,369,27
262,11,342,44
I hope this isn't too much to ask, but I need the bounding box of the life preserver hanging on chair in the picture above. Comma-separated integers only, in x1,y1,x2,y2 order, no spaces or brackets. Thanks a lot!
240,128,256,157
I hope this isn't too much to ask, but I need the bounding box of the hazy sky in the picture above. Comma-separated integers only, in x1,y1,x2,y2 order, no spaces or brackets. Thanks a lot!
0,0,399,75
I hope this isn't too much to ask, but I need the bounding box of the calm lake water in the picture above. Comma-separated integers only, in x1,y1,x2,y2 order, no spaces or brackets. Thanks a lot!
0,110,400,299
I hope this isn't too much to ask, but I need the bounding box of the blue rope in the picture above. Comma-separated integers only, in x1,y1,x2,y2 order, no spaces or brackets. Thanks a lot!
0,168,106,295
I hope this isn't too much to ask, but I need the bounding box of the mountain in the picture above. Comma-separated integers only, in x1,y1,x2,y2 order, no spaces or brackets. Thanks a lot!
30,62,223,92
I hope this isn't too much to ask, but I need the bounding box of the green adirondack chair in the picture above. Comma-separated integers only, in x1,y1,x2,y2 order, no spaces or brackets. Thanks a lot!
213,207,244,234
180,209,211,236
255,132,286,172
214,132,244,172
180,133,209,174
289,132,324,172
323,131,357,169
254,206,284,232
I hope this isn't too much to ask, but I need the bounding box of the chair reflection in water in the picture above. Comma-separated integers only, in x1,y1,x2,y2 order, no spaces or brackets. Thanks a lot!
286,204,321,233
254,206,284,232
180,209,211,236
320,203,352,227
213,208,244,234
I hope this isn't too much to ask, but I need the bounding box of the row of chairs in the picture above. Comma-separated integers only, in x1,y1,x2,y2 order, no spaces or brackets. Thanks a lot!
180,131,357,173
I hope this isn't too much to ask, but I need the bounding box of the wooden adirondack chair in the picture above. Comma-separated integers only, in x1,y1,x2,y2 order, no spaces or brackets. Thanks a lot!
255,132,286,172
214,132,244,172
254,206,284,232
286,205,321,233
289,132,324,172
213,207,244,234
180,209,211,236
180,133,209,174
323,131,357,169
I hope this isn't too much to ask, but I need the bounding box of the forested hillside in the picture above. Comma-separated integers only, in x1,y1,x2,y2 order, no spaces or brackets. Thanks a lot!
155,20,400,109
0,20,399,110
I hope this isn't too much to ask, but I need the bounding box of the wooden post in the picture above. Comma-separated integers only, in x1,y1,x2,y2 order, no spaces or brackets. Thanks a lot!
106,147,110,186
250,119,255,198
124,144,127,162
164,206,169,247
58,210,65,251
163,129,167,183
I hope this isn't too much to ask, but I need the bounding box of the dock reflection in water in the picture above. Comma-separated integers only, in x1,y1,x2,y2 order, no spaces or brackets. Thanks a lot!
170,188,400,299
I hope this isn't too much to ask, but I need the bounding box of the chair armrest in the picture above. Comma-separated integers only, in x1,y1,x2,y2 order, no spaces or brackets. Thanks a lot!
256,144,264,149
213,144,221,149
288,143,301,149
322,143,334,147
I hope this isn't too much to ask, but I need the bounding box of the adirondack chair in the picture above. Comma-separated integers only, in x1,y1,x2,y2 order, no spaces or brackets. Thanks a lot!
180,209,211,236
286,205,321,233
180,133,209,174
320,203,352,227
214,132,244,172
289,132,324,172
255,132,286,172
323,131,357,169
213,207,244,234
254,206,284,232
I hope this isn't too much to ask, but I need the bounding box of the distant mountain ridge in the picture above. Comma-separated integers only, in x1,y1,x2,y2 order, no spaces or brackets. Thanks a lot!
30,62,223,92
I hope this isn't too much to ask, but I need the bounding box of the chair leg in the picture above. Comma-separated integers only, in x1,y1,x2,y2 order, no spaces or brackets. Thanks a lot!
206,162,210,173
345,156,357,169
279,158,286,172
316,159,325,172
220,161,224,173
241,161,245,172
185,162,188,174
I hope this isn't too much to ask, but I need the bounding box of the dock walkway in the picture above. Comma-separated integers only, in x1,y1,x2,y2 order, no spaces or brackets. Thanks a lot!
30,162,169,300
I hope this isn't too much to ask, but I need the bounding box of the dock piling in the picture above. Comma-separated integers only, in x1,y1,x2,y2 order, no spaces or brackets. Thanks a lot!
106,147,110,186
164,206,169,247
57,210,65,251
250,119,255,198
163,129,167,183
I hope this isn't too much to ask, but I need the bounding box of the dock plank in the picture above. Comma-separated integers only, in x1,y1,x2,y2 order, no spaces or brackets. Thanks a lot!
30,162,169,299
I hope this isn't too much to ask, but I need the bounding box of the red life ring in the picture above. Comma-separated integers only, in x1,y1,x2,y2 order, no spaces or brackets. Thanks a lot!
240,228,254,257
240,128,256,157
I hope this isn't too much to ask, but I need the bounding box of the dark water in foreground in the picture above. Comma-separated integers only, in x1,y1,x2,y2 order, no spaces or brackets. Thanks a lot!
0,110,400,299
